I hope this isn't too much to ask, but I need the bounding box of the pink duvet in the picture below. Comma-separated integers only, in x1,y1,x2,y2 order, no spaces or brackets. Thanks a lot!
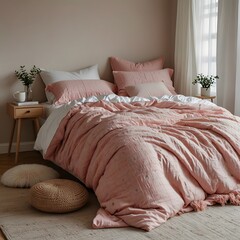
45,100,240,231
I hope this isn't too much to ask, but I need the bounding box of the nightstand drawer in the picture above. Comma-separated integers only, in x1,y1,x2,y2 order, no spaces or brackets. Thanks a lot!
7,102,44,163
15,107,43,118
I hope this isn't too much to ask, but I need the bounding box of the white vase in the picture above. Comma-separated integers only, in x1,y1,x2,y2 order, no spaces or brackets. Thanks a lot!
201,87,211,97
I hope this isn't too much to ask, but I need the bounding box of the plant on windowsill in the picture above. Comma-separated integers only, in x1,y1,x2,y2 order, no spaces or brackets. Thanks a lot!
15,65,41,101
192,74,219,97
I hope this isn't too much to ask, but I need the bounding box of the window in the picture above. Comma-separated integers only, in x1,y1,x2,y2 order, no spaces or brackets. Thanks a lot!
195,0,218,94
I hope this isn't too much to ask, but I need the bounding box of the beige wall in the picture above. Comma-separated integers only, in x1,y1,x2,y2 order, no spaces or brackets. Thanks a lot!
0,0,177,152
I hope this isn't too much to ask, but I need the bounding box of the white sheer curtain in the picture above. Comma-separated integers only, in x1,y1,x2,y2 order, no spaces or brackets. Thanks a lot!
174,0,197,96
217,0,240,115
174,0,218,96
195,0,218,76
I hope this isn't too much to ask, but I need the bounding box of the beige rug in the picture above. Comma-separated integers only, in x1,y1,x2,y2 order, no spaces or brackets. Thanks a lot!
0,183,240,240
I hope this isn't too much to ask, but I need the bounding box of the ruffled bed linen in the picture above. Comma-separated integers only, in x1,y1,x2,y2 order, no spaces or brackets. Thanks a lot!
34,94,240,231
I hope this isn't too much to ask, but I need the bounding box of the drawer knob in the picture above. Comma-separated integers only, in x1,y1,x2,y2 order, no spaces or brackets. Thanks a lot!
25,110,30,113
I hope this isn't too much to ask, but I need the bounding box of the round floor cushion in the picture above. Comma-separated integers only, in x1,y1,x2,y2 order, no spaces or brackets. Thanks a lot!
30,179,89,213
1,164,60,188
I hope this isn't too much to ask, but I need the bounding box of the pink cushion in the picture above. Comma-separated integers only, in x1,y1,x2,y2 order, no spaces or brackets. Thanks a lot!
113,69,176,96
125,82,172,98
110,56,164,72
46,80,117,105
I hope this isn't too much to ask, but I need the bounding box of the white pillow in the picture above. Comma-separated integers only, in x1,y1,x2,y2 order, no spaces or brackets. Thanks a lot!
40,64,100,103
125,82,172,98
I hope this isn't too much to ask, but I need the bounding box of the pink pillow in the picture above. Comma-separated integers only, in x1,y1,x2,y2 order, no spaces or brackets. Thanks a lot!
110,56,164,72
125,82,172,98
113,69,176,96
46,80,117,105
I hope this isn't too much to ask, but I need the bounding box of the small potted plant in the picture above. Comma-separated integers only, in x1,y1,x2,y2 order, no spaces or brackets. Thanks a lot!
15,65,41,101
192,74,219,97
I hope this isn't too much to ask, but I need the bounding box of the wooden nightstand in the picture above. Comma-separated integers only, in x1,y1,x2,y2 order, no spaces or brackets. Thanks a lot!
7,103,44,163
194,95,216,102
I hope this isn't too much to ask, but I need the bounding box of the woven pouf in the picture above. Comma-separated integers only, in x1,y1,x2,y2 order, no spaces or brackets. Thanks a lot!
30,179,89,213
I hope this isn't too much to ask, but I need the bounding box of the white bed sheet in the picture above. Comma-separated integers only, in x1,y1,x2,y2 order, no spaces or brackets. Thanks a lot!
39,102,63,126
40,102,62,120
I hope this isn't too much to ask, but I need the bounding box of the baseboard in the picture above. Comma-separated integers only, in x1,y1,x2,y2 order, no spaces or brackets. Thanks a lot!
0,142,35,154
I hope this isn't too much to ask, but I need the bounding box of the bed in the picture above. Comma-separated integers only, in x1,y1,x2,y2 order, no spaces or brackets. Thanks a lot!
34,57,240,231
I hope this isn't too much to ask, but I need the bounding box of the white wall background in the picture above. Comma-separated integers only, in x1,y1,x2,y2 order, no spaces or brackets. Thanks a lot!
0,0,177,152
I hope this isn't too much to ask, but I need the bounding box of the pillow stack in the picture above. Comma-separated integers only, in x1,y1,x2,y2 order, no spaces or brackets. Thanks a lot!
110,56,176,98
40,64,116,105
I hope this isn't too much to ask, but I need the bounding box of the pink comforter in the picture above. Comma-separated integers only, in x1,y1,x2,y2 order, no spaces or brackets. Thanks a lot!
45,100,240,231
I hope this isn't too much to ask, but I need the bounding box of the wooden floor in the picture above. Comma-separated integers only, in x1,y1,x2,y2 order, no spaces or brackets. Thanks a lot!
0,151,74,179
0,151,45,175
0,151,43,240
0,151,71,240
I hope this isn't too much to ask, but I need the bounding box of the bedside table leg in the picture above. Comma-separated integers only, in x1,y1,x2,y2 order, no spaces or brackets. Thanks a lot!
8,120,16,155
15,119,22,164
33,118,40,137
